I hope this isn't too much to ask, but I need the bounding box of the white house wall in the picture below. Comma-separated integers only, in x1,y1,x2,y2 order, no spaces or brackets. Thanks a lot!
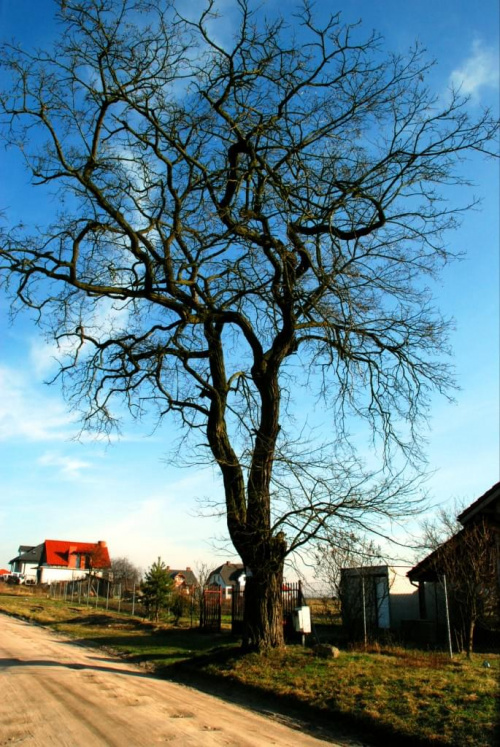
39,567,90,584
387,567,420,628
20,563,38,580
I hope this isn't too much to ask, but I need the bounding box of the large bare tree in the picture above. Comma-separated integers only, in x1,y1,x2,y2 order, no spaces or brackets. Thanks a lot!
0,0,498,650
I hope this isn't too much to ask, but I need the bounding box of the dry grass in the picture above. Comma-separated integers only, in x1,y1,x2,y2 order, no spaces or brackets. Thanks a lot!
1,587,498,746
200,645,499,746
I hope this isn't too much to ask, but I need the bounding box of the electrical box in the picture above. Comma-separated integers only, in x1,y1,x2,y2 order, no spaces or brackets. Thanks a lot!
293,605,311,634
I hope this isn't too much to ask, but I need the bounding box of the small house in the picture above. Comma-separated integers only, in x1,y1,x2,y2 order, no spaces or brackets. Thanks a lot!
341,565,419,640
207,561,246,599
166,566,198,595
8,544,44,582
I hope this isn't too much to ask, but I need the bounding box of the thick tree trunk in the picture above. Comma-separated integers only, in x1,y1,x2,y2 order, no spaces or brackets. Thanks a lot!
242,559,286,651
204,323,290,651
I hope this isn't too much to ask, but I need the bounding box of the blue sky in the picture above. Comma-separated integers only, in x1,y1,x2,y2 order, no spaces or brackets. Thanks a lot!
0,0,498,577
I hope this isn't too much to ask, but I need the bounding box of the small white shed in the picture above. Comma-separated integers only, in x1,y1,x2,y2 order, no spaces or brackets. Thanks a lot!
341,565,419,635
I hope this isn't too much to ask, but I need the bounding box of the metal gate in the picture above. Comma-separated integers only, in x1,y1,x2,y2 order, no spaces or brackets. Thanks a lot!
231,581,304,638
282,581,304,640
200,588,222,631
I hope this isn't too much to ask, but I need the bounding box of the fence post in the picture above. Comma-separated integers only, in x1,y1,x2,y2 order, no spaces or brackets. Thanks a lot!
361,575,368,649
132,583,136,616
118,583,122,613
106,580,110,611
442,574,453,659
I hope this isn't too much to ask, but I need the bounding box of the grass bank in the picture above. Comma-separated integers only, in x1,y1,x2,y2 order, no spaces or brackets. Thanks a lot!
0,587,498,747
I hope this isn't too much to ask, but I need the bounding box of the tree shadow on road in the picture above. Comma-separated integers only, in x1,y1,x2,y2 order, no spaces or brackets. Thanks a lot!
0,656,151,679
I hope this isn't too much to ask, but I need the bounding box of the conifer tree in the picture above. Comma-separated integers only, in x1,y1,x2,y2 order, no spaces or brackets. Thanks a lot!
142,558,173,622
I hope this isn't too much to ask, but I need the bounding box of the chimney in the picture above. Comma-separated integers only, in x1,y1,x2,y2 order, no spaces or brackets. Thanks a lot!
186,567,191,571
97,540,107,547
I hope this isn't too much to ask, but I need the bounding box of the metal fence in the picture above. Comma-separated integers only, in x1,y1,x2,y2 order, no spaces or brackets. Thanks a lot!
199,581,305,637
48,577,142,616
47,576,201,626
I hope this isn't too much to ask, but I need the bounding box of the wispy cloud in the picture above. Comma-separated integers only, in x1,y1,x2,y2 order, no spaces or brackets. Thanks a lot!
29,338,61,378
37,451,92,479
0,365,77,442
449,39,499,101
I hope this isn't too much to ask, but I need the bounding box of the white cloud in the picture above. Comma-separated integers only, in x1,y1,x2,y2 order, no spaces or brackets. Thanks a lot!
29,338,61,378
0,365,77,442
449,39,500,100
37,451,92,479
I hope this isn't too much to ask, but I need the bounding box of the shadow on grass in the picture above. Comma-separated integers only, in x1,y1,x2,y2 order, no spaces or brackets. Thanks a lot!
57,627,240,668
161,648,450,747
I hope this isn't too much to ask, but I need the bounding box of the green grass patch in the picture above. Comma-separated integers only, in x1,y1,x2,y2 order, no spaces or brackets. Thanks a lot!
1,588,498,746
0,587,237,667
193,646,499,747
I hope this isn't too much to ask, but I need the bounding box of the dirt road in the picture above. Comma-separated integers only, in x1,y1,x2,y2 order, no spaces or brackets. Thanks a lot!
0,614,345,746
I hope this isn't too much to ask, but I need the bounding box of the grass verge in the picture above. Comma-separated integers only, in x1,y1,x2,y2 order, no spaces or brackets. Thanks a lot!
0,587,498,747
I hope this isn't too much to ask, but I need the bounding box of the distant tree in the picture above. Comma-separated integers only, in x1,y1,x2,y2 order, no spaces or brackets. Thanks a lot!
314,531,391,643
170,590,187,624
111,557,142,590
141,557,173,622
420,505,463,551
314,531,384,602
194,562,212,590
0,0,498,650
193,560,213,620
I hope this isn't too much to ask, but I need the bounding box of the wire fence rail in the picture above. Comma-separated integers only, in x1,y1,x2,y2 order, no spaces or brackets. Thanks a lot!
49,577,140,615
47,576,201,626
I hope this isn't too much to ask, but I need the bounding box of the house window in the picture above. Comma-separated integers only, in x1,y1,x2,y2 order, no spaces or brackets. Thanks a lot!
75,555,81,569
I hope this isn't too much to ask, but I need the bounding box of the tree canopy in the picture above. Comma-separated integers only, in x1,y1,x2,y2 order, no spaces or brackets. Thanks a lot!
0,0,498,649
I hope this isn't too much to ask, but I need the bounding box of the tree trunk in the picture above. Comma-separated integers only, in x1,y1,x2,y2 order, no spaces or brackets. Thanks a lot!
466,618,475,659
242,560,285,651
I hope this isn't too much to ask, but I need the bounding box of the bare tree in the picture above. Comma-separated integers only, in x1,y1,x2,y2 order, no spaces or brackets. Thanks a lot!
419,515,499,656
0,0,498,650
314,531,384,602
420,504,463,551
314,532,393,644
192,560,211,620
111,556,142,590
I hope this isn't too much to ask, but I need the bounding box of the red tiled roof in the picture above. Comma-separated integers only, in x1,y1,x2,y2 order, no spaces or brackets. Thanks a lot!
0,569,10,575
44,540,111,568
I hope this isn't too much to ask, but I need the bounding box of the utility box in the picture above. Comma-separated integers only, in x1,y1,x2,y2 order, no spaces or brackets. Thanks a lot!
293,605,311,634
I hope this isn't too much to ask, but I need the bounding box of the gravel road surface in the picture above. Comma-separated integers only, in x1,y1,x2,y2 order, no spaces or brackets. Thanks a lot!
0,614,346,746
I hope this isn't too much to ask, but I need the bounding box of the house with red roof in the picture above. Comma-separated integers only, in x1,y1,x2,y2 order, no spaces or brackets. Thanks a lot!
9,540,111,584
